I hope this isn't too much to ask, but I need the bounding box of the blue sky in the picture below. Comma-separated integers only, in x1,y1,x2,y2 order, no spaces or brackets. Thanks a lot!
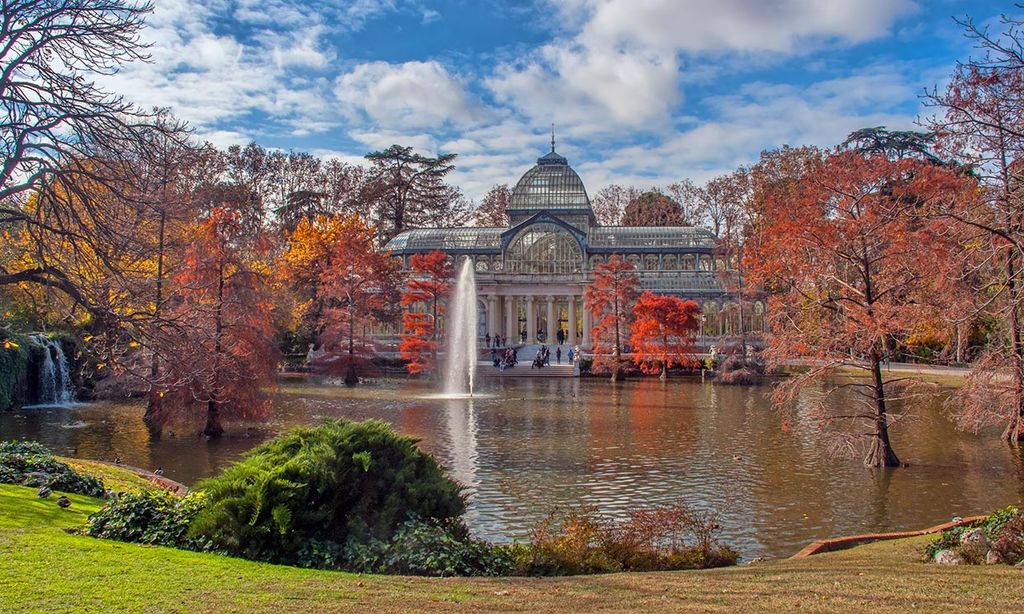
102,0,1012,200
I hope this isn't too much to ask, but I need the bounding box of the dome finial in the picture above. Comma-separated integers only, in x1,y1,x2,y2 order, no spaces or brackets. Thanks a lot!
551,123,555,153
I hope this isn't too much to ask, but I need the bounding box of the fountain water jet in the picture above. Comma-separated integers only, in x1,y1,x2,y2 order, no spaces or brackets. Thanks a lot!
442,257,478,396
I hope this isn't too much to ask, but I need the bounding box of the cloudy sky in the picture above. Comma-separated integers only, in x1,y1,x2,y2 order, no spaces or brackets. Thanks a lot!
103,0,1009,200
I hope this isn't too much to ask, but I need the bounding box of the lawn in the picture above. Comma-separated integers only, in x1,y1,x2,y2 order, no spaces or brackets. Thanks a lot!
1,475,1022,613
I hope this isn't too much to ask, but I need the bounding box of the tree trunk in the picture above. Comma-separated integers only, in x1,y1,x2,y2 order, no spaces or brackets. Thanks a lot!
345,307,359,387
1003,253,1024,444
659,363,667,381
204,398,224,438
143,210,167,435
865,349,901,468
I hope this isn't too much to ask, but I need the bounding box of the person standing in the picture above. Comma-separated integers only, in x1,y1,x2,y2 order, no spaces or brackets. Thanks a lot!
485,333,491,347
556,346,562,363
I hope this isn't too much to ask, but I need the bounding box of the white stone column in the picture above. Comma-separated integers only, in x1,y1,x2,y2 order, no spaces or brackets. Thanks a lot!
582,296,592,348
505,296,515,342
487,295,497,338
526,295,536,344
567,295,577,346
545,295,555,344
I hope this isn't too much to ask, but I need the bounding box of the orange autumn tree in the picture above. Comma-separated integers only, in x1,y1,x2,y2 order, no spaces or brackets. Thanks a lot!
745,148,967,467
629,291,701,380
161,207,278,437
400,251,453,374
316,215,400,386
586,255,640,382
280,214,351,342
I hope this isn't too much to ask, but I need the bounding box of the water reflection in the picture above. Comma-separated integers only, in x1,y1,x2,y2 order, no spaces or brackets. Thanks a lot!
1,376,1021,558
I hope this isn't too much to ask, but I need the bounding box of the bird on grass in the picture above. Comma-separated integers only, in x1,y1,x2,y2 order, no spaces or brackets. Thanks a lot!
37,486,52,499
56,496,71,509
154,468,164,476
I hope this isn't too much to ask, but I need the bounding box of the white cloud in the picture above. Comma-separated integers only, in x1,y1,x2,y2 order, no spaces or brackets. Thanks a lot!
488,0,918,132
573,0,918,54
335,61,488,130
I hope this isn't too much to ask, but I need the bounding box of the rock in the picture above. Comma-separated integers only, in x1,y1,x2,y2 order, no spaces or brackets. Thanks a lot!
960,528,991,549
985,550,1003,565
56,496,71,509
934,549,966,566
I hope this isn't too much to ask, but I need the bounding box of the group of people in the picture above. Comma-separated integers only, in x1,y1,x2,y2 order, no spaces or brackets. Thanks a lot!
491,347,518,370
484,333,510,348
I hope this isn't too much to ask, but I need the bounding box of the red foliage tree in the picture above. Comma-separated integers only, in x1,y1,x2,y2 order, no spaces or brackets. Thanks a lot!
927,14,1024,443
475,184,511,226
316,215,401,386
400,251,453,375
621,191,684,226
160,207,278,437
629,291,701,379
746,149,967,467
586,255,640,382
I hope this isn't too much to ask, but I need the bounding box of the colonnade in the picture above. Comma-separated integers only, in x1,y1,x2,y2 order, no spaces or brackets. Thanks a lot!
485,293,590,347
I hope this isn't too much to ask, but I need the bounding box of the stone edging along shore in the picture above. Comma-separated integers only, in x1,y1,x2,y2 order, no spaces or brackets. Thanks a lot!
791,516,988,558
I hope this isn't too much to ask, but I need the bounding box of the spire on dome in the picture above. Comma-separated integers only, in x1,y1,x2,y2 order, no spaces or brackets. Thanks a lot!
551,123,555,153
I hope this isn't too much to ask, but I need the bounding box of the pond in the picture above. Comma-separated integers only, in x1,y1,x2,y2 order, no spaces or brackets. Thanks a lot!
2,376,1022,559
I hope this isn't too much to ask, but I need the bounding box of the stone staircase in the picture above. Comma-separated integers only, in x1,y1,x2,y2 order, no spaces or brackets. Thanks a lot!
478,344,577,377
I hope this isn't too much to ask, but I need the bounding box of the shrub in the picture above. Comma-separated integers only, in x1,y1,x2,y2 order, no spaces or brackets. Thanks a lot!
926,505,1023,565
518,503,738,575
188,419,465,565
86,490,213,551
0,440,104,497
299,517,515,577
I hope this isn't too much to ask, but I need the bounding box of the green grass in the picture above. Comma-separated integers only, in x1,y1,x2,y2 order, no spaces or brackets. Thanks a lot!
2,470,1022,613
58,458,159,493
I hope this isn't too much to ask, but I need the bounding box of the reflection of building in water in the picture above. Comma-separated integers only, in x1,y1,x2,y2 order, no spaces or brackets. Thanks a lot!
384,143,765,346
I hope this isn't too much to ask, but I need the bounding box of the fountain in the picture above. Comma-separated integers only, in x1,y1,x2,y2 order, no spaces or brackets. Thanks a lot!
442,257,478,396
30,335,74,406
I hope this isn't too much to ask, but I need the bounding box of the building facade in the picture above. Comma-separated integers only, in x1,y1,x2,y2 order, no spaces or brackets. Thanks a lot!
384,146,762,347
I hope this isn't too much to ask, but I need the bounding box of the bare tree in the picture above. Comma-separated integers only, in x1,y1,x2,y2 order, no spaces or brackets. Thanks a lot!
590,184,640,226
0,0,189,313
925,12,1024,443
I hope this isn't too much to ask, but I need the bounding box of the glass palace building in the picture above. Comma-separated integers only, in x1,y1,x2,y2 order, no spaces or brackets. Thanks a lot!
384,146,760,347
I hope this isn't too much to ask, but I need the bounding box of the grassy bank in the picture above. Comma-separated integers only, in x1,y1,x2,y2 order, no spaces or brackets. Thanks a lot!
2,468,1022,613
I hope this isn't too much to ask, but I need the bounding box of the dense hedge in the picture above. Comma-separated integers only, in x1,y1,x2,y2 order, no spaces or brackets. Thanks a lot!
0,441,105,497
86,490,213,550
188,419,466,564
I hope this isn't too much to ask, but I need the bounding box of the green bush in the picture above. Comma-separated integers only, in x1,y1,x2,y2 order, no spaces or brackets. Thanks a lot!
339,517,515,577
86,490,213,551
188,419,465,564
926,505,1023,565
0,440,104,497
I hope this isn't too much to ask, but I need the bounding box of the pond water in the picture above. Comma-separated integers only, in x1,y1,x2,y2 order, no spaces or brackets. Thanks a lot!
2,376,1022,559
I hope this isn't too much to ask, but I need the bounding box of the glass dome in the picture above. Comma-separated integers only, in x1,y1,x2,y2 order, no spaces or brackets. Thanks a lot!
509,149,592,212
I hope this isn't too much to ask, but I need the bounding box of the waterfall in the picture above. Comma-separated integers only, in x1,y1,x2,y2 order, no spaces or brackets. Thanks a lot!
30,335,74,406
442,257,478,396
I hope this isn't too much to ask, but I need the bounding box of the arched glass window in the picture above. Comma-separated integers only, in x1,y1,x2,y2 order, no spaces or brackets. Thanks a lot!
475,256,490,272
644,255,659,270
663,255,677,270
504,223,583,274
588,255,604,270
681,255,695,270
